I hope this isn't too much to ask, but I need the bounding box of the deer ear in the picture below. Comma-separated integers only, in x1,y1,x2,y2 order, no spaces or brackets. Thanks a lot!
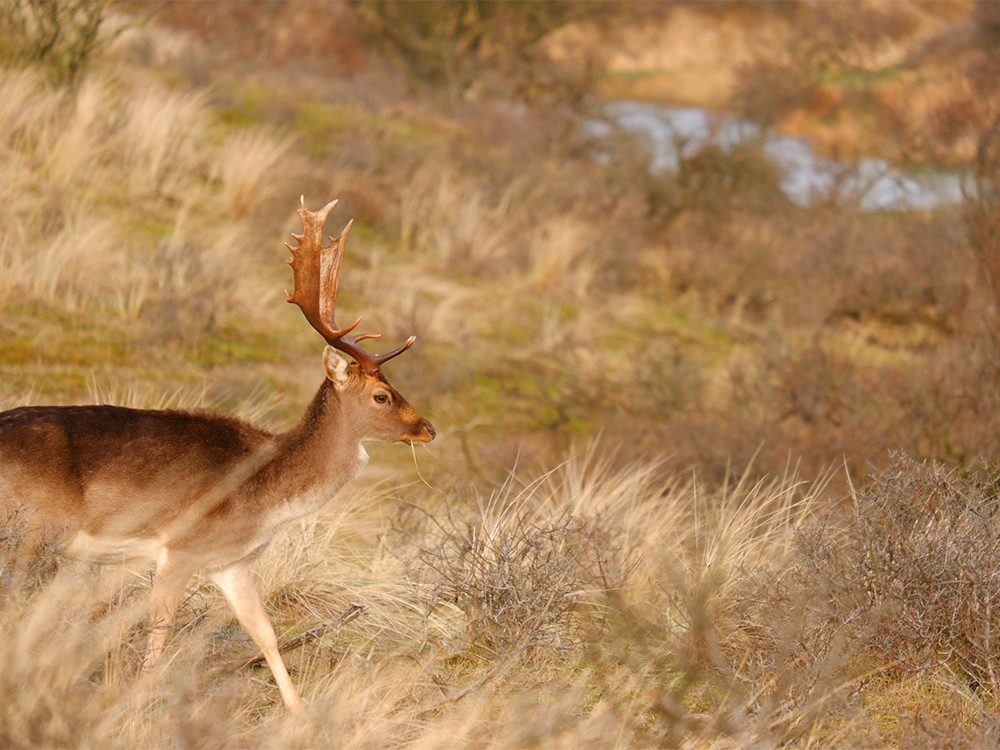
323,346,353,389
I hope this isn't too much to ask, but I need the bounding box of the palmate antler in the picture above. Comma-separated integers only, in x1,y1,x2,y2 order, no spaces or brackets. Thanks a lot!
286,198,415,373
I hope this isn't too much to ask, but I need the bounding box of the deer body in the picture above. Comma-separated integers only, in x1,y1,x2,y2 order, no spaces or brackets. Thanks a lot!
0,199,434,713
0,405,271,553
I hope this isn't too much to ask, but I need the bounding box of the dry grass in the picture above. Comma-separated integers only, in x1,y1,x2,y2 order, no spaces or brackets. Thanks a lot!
0,448,852,749
9,446,980,748
0,66,273,328
121,85,209,198
215,128,295,220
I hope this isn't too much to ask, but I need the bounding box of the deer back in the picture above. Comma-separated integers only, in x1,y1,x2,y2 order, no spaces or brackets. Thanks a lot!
0,405,272,547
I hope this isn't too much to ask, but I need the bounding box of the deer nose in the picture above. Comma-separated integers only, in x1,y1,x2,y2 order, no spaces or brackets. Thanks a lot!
424,422,436,441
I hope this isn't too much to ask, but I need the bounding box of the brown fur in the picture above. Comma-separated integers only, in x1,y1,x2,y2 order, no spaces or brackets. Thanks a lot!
0,404,270,536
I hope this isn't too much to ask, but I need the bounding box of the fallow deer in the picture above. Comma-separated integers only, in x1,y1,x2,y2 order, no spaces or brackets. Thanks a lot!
0,198,435,712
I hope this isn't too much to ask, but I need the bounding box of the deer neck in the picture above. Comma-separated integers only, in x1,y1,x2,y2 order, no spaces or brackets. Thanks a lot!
263,379,368,516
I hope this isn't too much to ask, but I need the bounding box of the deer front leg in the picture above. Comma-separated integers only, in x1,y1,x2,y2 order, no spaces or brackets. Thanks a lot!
207,561,304,714
144,558,196,670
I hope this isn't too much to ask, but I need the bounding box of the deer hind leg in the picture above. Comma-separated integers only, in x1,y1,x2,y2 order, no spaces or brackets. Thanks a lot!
207,561,304,713
143,556,195,671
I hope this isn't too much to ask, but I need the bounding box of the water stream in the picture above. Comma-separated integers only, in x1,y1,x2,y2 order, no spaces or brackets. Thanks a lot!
585,100,967,212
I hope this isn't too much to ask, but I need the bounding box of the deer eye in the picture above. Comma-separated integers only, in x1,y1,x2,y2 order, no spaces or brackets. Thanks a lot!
373,393,390,404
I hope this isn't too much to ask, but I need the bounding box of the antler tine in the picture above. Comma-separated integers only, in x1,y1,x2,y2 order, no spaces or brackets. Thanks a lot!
350,332,415,368
370,335,416,367
287,199,415,373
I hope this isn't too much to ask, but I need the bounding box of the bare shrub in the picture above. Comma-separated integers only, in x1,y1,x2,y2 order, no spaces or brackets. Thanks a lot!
893,45,1000,347
0,0,116,85
411,496,636,657
789,455,1000,699
0,508,63,597
350,0,613,103
853,456,1000,693
731,57,814,130
731,1,921,131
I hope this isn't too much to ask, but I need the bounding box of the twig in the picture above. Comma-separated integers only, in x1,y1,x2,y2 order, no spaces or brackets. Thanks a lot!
221,601,367,672
422,634,532,709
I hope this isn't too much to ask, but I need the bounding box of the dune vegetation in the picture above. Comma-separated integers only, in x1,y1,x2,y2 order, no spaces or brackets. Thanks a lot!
3,1,1000,746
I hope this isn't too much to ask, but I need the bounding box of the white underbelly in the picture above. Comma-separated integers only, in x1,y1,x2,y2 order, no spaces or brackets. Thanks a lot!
64,476,357,568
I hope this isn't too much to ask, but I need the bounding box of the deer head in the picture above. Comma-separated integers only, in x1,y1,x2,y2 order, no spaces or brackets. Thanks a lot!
286,198,435,445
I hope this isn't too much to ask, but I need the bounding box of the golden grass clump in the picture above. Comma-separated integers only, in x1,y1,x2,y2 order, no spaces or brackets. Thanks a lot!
397,166,604,302
120,85,210,199
215,128,295,219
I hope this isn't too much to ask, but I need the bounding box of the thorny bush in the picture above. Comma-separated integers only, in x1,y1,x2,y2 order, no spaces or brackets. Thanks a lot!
399,499,638,657
785,454,1000,697
0,508,63,597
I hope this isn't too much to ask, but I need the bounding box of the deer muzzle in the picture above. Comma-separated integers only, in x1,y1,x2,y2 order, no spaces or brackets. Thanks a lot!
409,419,435,444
